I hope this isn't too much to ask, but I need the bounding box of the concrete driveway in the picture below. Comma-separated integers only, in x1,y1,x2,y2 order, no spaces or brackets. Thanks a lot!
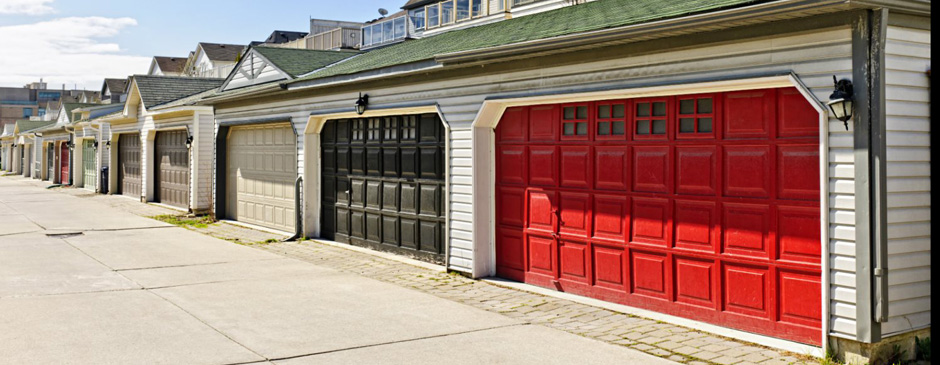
0,176,675,364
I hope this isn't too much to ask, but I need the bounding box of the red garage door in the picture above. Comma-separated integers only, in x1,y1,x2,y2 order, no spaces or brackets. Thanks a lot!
495,87,822,344
59,142,70,185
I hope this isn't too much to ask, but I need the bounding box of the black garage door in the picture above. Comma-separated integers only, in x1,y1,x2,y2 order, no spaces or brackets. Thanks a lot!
320,114,446,264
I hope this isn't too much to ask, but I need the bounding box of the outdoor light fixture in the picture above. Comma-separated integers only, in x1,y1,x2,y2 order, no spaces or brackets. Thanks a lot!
355,93,369,115
185,135,194,149
827,76,854,130
105,140,111,147
93,140,98,149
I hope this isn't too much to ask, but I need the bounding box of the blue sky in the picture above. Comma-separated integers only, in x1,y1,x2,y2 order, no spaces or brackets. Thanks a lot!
0,0,398,89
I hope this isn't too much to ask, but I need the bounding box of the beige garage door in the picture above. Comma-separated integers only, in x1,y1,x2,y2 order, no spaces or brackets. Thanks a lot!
226,123,296,232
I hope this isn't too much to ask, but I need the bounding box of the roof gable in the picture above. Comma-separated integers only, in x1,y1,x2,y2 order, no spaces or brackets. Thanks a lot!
221,46,358,91
154,56,187,74
198,43,246,62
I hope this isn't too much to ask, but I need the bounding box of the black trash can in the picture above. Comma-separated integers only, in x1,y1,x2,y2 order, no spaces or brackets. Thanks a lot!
100,166,109,194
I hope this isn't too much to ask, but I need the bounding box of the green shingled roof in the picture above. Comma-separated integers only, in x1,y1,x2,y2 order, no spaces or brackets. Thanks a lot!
64,103,99,123
253,46,359,77
133,75,225,108
16,119,56,133
288,0,758,84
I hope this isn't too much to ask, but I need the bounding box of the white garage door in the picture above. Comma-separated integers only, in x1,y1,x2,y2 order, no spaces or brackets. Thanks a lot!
226,123,297,232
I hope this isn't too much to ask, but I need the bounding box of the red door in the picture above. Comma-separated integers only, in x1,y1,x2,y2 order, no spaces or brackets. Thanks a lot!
59,142,70,185
495,87,822,345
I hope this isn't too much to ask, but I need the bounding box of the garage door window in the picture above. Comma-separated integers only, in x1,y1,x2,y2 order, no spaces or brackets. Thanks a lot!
677,94,717,139
634,98,669,139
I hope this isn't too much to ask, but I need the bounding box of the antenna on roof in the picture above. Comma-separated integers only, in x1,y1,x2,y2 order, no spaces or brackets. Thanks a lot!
378,8,388,16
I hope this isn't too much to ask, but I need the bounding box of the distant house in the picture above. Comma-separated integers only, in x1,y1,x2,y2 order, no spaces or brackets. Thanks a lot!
101,78,129,104
147,56,188,76
183,43,246,78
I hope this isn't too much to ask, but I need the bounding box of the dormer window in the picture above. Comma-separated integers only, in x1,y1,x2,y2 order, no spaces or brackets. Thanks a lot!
427,4,440,28
440,0,454,25
361,16,408,48
411,8,426,30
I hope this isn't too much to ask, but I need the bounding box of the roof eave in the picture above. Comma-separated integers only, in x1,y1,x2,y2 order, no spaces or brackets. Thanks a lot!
436,0,855,65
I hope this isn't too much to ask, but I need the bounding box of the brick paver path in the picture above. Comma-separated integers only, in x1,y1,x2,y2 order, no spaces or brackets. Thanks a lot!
30,177,816,365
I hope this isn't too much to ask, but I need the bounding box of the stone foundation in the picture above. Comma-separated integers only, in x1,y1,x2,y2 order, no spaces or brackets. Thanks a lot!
830,328,931,365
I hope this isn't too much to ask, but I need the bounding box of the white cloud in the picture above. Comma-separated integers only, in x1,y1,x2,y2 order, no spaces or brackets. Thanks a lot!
0,16,151,90
0,0,55,15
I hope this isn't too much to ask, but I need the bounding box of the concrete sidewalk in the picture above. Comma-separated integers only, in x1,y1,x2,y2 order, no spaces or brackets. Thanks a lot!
0,176,675,364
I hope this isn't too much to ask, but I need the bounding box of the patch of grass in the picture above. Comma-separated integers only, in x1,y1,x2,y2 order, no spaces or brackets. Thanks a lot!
819,348,844,365
914,336,930,361
151,215,216,229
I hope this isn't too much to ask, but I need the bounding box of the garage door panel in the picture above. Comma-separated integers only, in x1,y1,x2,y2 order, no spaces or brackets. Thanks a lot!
559,192,590,238
631,197,671,247
526,190,555,233
674,256,717,309
592,195,629,242
594,146,629,190
498,146,526,185
723,90,774,139
777,88,819,138
777,269,822,327
528,146,557,187
674,200,718,253
498,107,527,142
559,240,589,284
776,206,822,264
528,105,558,142
722,263,771,319
723,145,771,198
722,203,772,260
592,244,627,291
777,145,820,201
494,87,822,345
676,146,717,196
633,146,671,193
631,250,669,300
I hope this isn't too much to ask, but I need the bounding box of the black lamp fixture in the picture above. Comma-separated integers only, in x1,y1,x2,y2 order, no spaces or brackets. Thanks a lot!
93,140,98,149
355,93,369,115
827,76,854,130
105,140,111,148
185,135,194,149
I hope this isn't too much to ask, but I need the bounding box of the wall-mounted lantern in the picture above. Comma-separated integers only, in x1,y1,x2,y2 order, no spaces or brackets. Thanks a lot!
186,135,194,149
355,93,369,115
105,140,111,148
827,76,854,130
93,140,99,149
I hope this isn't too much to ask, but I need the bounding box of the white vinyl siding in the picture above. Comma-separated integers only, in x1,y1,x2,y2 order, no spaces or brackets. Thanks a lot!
881,24,931,337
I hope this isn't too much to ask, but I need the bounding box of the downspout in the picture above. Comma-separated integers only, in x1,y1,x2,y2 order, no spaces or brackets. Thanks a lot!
868,8,889,326
287,120,303,241
286,175,303,241
851,8,888,343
